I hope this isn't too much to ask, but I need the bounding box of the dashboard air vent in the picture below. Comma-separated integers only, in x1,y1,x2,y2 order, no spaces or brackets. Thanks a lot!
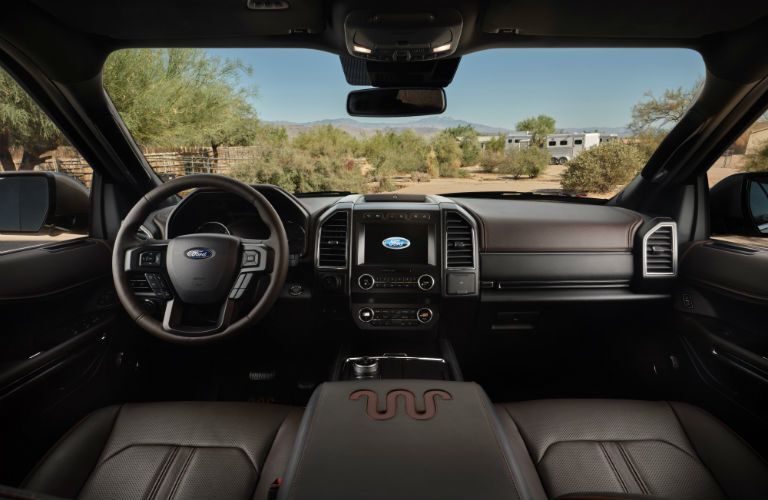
643,222,677,277
318,211,349,268
445,212,475,268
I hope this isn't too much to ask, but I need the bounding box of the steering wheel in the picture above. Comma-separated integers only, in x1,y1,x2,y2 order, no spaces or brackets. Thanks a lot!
112,175,289,344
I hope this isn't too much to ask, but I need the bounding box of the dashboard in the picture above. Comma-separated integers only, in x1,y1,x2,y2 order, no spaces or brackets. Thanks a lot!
140,185,677,334
163,185,309,259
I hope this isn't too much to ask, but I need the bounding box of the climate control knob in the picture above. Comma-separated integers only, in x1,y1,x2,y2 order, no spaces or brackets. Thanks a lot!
417,274,435,291
416,308,434,324
358,274,375,290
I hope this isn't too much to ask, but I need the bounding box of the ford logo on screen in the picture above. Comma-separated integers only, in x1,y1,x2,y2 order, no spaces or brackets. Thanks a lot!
185,247,215,259
382,237,411,250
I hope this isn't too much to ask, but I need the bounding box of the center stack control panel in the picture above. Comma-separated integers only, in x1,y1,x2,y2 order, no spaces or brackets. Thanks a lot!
316,195,479,332
350,204,441,330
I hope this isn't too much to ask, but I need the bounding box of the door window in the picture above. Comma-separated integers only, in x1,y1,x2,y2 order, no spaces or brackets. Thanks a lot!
0,67,92,253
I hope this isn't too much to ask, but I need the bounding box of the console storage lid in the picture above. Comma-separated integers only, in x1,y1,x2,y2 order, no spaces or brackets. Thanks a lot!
278,380,546,500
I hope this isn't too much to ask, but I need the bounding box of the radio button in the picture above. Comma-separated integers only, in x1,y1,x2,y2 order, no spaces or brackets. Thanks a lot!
417,274,435,291
359,307,374,322
417,308,434,324
358,274,375,290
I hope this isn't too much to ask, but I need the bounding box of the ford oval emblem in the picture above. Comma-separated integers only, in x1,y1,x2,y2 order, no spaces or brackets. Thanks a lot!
185,247,214,259
382,237,411,250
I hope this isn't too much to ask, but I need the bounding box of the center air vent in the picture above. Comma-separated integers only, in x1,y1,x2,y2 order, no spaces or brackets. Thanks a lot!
445,212,475,268
318,211,349,268
643,222,677,277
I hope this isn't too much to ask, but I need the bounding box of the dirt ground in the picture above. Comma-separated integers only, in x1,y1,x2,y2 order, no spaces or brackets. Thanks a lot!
388,155,747,197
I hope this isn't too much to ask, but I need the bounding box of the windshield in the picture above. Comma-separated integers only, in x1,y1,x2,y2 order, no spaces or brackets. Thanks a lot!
103,48,704,198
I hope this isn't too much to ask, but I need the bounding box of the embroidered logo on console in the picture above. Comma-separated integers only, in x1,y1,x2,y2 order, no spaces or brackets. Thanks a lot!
349,389,452,421
382,237,411,250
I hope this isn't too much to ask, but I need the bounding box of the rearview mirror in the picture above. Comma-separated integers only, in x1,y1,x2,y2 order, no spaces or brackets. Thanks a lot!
347,87,446,117
710,172,768,236
0,172,89,233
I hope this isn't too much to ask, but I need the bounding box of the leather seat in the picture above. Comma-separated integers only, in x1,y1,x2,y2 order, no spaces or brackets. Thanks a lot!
496,399,768,500
22,402,301,500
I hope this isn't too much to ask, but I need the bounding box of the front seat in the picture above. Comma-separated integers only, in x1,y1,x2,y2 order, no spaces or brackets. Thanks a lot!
496,399,768,500
22,402,301,500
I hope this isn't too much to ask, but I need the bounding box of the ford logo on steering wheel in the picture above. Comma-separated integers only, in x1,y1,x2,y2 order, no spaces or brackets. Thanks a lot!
185,247,215,259
382,237,411,250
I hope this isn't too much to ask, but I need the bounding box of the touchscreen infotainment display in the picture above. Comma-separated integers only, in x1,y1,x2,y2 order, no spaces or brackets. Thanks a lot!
364,224,428,265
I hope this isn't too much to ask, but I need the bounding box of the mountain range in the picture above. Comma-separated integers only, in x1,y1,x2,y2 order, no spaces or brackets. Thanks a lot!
268,116,630,138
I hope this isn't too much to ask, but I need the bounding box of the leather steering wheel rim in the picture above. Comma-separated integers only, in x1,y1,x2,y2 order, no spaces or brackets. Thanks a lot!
112,174,289,344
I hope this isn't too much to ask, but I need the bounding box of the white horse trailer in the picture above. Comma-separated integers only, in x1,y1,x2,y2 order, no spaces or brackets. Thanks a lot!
505,132,532,150
546,133,600,164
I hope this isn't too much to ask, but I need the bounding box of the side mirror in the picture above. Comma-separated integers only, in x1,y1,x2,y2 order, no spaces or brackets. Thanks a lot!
710,172,768,236
0,172,89,233
347,87,446,117
749,176,768,234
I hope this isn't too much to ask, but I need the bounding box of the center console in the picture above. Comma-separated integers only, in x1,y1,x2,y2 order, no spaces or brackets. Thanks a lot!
315,194,479,333
276,380,538,500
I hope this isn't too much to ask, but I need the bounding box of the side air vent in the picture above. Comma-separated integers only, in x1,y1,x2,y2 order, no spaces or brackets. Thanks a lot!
643,222,677,277
128,274,152,294
445,212,475,268
318,211,349,268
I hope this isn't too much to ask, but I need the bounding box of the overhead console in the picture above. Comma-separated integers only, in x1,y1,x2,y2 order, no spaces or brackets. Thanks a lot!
315,195,479,332
344,9,463,62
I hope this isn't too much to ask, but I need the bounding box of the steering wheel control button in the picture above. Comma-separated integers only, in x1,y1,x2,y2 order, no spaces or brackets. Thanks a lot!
139,251,161,267
352,357,379,379
242,250,260,266
144,273,172,299
417,274,435,291
417,308,434,324
358,274,375,290
359,307,374,322
229,272,254,299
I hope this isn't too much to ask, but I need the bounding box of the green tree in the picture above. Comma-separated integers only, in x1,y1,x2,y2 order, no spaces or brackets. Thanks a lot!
515,115,556,147
743,141,768,173
103,48,260,154
443,125,481,165
0,70,62,171
430,131,464,177
485,134,506,153
629,80,703,133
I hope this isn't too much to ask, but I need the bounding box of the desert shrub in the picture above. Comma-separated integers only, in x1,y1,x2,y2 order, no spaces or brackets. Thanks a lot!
230,145,366,193
632,129,667,162
362,130,428,174
411,171,431,183
292,124,360,158
479,150,506,172
431,132,463,177
424,148,439,178
561,142,645,194
485,135,506,153
482,147,548,178
743,142,768,172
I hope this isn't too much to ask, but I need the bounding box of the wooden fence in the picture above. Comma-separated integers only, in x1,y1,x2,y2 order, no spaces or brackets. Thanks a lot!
32,146,274,188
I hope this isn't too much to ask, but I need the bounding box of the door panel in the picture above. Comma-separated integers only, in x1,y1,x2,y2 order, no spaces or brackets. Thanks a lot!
675,240,768,451
0,240,134,486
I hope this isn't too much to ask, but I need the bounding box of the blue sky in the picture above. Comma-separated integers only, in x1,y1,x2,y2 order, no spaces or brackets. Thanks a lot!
208,48,704,129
